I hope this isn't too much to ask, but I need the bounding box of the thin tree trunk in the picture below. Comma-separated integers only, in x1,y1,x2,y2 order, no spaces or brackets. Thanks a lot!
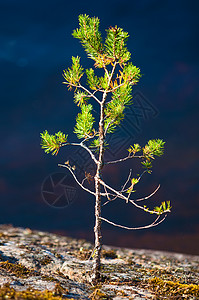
92,170,102,282
92,64,116,283
92,104,105,283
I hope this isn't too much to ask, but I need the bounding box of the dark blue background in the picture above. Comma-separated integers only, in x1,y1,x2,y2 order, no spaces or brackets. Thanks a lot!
1,0,199,255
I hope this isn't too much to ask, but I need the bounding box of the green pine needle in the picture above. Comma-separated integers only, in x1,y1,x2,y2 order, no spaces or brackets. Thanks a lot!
40,130,68,156
74,104,95,139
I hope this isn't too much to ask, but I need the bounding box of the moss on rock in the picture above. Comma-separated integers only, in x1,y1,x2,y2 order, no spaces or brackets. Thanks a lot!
0,283,67,300
148,277,199,298
0,261,39,277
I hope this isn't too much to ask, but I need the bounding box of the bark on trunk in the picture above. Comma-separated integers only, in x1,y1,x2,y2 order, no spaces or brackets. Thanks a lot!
92,115,105,283
92,64,115,283
92,172,102,282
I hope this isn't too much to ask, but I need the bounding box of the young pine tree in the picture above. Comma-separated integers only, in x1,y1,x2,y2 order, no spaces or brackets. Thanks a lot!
40,14,171,283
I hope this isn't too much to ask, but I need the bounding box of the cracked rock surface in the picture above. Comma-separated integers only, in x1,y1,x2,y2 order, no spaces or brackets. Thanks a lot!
0,224,198,299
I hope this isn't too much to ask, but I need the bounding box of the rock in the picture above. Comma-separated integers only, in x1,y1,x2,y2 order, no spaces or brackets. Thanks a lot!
60,259,92,282
0,224,198,299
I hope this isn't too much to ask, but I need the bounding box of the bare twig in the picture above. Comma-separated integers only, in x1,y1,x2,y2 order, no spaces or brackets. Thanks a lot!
100,62,118,105
105,154,144,165
80,142,99,165
58,164,96,196
102,63,109,78
79,83,102,104
81,177,87,186
122,170,147,193
99,178,165,215
134,185,161,202
122,169,133,190
104,118,116,136
102,182,111,202
63,82,101,104
104,79,138,98
81,131,98,143
100,214,167,230
102,169,132,206
62,141,99,165
108,62,118,88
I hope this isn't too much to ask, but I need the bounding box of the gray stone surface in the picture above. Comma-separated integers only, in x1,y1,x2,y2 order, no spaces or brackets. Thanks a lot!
0,224,198,299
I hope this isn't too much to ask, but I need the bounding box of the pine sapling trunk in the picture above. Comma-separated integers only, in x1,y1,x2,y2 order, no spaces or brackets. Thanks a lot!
92,100,105,283
93,169,102,281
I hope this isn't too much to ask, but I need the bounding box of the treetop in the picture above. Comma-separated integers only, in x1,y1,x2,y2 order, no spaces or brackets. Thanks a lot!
72,14,131,67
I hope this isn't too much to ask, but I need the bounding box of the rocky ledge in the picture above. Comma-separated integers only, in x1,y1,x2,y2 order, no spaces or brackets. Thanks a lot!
0,224,198,299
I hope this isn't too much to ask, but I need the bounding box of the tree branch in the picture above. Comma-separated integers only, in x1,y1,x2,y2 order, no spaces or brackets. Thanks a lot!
105,154,144,165
102,62,109,78
101,61,118,105
122,170,147,193
78,83,101,104
63,82,101,104
104,79,138,97
99,178,167,215
102,181,112,202
100,214,167,230
61,141,99,165
58,164,96,196
102,169,132,206
104,118,116,136
134,184,161,202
